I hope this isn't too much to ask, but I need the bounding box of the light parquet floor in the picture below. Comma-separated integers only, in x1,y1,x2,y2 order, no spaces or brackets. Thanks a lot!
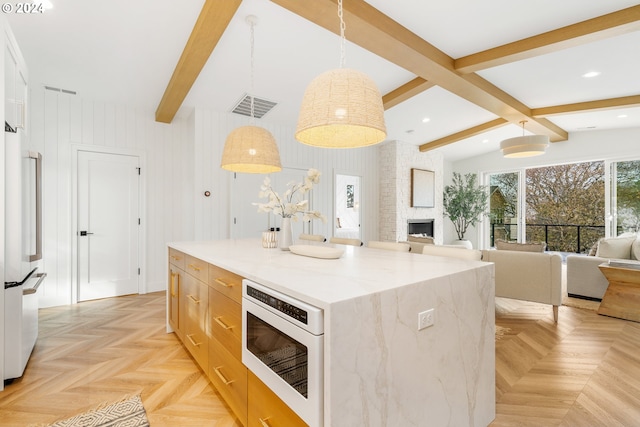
0,292,241,427
492,297,640,427
1,292,639,426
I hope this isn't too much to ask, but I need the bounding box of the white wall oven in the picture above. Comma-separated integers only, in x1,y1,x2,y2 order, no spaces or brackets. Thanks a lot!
242,279,324,427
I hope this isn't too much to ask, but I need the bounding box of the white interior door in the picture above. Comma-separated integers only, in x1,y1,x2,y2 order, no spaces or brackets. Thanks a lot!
77,151,140,302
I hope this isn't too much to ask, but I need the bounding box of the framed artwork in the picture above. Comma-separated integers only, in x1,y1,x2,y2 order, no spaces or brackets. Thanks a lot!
411,168,435,208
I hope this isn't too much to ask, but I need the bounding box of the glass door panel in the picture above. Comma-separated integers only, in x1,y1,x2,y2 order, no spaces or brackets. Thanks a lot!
488,172,520,247
612,159,640,235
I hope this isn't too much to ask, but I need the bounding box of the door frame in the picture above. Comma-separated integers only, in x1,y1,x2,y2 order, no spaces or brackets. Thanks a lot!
70,144,147,304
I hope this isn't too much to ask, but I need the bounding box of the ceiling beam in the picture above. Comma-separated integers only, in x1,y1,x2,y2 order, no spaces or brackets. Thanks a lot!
382,77,435,110
418,118,509,152
455,5,640,74
532,95,640,117
155,0,242,123
270,0,568,142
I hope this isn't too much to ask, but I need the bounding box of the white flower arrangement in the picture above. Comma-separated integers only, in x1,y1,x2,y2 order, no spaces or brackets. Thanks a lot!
253,168,327,222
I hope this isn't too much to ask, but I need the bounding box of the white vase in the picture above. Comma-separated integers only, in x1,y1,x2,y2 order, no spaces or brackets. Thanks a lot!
279,217,293,251
451,239,473,249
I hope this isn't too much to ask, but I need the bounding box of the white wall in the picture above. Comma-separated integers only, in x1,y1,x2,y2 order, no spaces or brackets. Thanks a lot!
32,86,193,307
192,109,380,243
449,127,640,248
379,141,444,243
32,92,381,308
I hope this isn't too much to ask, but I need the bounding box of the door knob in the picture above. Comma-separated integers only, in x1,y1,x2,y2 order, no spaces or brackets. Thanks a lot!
79,230,94,236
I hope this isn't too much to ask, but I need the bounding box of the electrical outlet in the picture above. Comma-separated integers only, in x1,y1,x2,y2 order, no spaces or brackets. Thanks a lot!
418,308,435,330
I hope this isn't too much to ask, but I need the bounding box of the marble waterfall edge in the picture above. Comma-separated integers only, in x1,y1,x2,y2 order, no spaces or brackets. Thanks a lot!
325,266,495,427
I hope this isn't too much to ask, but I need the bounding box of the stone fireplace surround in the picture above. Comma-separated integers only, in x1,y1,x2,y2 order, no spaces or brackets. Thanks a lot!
378,141,444,243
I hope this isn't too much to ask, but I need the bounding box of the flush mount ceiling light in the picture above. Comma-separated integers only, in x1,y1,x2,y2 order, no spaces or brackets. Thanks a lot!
221,15,281,174
295,0,386,148
500,120,550,158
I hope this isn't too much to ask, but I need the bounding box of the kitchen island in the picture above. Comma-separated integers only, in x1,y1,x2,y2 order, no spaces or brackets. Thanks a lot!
168,239,495,427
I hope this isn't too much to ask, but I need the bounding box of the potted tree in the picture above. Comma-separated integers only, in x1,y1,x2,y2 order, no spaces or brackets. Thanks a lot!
443,172,488,248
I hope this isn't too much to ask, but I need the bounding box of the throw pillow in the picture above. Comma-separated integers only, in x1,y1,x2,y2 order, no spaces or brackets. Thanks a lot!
595,235,636,259
495,239,546,252
587,239,601,256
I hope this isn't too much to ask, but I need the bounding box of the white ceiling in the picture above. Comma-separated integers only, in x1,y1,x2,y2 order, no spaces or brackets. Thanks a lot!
7,0,640,162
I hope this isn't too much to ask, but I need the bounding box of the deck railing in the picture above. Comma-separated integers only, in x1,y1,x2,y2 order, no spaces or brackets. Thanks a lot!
490,223,619,253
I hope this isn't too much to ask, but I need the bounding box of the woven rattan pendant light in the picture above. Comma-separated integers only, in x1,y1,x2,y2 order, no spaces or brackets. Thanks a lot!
221,15,281,173
295,0,386,148
500,120,549,158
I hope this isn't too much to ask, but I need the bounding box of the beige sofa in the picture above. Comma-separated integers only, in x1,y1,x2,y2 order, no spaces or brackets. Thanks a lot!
419,243,564,322
482,249,564,322
566,233,640,299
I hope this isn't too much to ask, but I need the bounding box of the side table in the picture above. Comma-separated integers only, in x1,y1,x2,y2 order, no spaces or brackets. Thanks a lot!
597,261,640,323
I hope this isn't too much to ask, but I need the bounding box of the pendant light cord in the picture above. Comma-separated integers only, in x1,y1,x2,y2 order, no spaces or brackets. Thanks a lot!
338,0,346,68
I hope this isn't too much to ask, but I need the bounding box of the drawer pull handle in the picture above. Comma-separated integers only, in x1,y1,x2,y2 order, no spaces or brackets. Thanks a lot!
170,272,177,297
214,316,233,330
186,334,201,347
170,255,181,261
188,295,200,304
214,278,234,288
214,366,235,385
258,418,271,427
188,264,202,272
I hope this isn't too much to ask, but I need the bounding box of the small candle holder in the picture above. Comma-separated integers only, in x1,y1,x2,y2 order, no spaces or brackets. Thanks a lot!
262,229,278,248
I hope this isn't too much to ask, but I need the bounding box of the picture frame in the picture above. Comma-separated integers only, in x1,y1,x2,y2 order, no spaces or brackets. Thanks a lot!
411,168,435,208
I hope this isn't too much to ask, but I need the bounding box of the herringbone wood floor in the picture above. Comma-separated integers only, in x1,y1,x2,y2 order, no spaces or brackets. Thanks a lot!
0,292,638,426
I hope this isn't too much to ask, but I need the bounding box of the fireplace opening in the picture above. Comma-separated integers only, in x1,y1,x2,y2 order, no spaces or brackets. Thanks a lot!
407,219,434,237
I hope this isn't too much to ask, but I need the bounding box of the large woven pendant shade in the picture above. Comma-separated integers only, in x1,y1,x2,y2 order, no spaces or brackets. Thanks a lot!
295,68,387,148
220,125,282,173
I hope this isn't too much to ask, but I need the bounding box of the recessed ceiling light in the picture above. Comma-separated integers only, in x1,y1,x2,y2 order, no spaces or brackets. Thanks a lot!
482,139,489,144
618,114,628,118
421,117,430,123
582,71,600,78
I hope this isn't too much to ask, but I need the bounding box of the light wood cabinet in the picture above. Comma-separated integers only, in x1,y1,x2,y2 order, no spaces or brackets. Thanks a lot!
209,337,248,426
168,249,186,337
247,371,308,427
168,251,308,427
209,288,242,360
182,273,209,370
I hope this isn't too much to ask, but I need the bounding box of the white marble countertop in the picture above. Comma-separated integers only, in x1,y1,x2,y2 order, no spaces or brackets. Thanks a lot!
168,238,488,308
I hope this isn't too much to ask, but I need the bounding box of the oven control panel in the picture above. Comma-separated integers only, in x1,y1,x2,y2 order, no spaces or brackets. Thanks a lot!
246,285,308,325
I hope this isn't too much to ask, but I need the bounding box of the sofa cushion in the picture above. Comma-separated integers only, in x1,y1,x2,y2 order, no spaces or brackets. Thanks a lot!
495,239,546,252
632,237,640,260
595,235,636,259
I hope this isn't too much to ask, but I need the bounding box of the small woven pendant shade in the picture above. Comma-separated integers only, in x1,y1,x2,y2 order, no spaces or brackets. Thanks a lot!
220,125,282,173
295,68,387,148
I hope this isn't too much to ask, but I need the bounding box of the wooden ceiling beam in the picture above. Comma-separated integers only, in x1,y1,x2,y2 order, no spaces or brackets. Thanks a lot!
270,0,568,142
455,5,640,74
155,0,242,123
419,118,509,152
532,95,640,117
382,77,435,110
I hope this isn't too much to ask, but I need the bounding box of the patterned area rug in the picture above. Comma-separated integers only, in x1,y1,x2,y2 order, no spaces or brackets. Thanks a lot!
43,395,149,427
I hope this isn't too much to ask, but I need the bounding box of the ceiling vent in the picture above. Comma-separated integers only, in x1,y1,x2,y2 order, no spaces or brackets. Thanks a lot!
231,94,277,119
45,85,77,95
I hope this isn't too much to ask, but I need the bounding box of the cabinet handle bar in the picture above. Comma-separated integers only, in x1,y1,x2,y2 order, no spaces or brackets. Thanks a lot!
214,316,233,330
214,366,235,385
214,278,234,288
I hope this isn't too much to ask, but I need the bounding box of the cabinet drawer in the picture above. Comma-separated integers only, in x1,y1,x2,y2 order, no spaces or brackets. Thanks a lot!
248,371,308,427
209,264,243,304
185,254,208,283
168,248,185,270
209,338,248,426
182,275,209,369
209,289,242,360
